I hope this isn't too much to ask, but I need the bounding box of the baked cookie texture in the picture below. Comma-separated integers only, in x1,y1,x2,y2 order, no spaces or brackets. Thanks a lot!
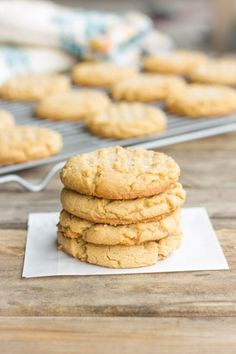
35,90,111,121
189,58,236,86
111,74,185,102
0,110,15,130
166,84,236,117
60,183,185,225
85,102,167,139
0,125,62,164
72,62,137,88
0,74,70,101
58,209,181,245
143,50,207,75
60,146,180,200
57,230,182,268
58,145,185,268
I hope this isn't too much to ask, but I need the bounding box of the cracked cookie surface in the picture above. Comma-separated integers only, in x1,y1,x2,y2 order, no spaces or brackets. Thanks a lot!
58,209,180,245
0,125,63,164
36,90,110,121
72,62,137,88
85,102,167,139
0,73,70,101
60,183,185,225
0,110,15,130
57,230,182,268
60,146,180,200
143,50,207,75
166,84,236,117
112,74,185,102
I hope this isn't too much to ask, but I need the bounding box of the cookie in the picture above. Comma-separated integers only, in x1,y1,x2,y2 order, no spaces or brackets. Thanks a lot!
0,126,63,164
85,102,167,139
143,50,207,75
0,74,70,101
58,208,181,246
57,230,182,268
57,230,159,268
112,74,185,102
166,84,236,117
60,146,180,200
60,183,185,225
189,58,236,86
158,231,183,259
35,90,110,121
0,110,15,130
72,62,137,88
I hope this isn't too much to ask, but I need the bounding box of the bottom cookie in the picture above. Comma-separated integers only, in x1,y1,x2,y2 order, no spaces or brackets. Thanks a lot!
57,230,182,268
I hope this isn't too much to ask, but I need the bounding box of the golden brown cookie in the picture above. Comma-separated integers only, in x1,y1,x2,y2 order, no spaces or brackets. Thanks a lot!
35,89,111,121
111,73,185,102
0,125,63,164
72,62,137,88
85,102,167,139
60,146,180,200
57,230,159,268
143,50,207,75
57,230,182,268
58,208,180,246
60,183,185,225
158,231,183,259
0,110,15,130
189,58,236,86
166,84,236,117
0,73,70,101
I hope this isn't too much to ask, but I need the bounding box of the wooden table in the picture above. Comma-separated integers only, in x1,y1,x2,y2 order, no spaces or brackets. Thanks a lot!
1,132,236,353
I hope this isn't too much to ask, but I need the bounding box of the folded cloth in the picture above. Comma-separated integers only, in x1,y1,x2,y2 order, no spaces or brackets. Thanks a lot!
0,46,76,83
0,0,152,61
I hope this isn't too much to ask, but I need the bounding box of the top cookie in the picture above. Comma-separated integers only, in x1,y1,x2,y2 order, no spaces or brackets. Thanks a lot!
60,146,180,200
35,89,110,121
189,58,236,86
112,74,185,102
72,62,137,87
166,84,236,117
143,50,207,75
0,110,15,130
0,73,70,101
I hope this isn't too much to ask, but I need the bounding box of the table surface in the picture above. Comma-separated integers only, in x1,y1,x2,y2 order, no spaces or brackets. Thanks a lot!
1,132,236,354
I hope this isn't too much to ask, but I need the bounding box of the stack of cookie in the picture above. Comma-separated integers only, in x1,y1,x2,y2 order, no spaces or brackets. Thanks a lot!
57,145,186,268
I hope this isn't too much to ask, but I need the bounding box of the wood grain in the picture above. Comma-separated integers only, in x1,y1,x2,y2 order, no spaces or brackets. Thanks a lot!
0,228,235,317
1,317,236,354
1,131,236,352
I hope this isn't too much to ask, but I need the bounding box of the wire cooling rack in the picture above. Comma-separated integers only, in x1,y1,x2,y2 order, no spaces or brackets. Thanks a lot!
1,97,236,191
1,99,236,176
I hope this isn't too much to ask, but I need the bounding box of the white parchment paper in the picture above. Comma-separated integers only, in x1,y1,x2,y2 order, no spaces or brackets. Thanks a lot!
22,208,228,278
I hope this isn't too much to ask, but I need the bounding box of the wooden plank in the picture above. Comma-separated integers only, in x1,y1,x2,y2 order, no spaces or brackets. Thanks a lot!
1,132,236,228
0,229,234,317
0,317,236,354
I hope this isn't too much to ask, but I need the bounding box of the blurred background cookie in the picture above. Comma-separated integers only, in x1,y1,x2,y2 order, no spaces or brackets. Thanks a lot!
72,62,137,88
0,125,62,164
85,102,167,139
0,73,70,101
0,110,15,130
143,50,207,75
189,58,236,86
35,90,111,121
112,74,185,102
166,84,236,117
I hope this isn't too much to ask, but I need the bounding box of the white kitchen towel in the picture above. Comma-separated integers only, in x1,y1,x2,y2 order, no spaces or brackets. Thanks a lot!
0,0,152,60
22,208,229,278
0,46,76,83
